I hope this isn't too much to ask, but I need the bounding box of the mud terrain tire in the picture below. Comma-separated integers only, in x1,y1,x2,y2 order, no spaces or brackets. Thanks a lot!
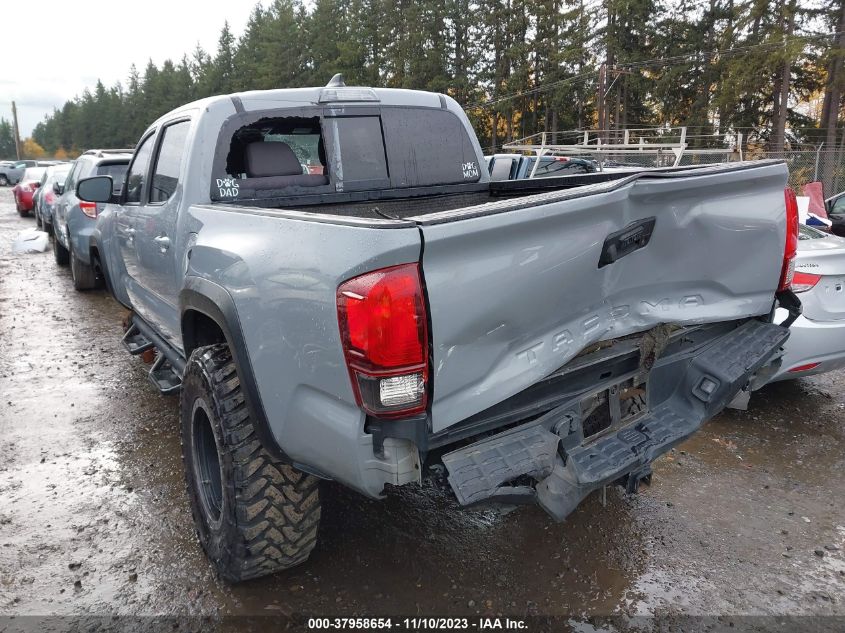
180,344,320,582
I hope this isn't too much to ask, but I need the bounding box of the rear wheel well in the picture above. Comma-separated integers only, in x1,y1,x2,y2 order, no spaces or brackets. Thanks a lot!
182,310,227,357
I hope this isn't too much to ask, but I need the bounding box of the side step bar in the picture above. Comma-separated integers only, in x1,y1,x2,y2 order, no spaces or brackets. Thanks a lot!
121,322,154,355
442,319,790,521
122,314,186,395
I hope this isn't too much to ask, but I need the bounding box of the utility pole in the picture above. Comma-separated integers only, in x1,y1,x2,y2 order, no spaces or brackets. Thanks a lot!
11,100,22,160
596,62,607,136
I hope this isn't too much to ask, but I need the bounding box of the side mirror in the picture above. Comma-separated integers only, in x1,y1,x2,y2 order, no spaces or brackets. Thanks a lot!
77,175,115,204
54,182,64,195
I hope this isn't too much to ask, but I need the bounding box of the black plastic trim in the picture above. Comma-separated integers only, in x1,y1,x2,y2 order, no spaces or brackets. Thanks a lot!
366,414,429,456
132,314,186,375
775,288,802,328
598,217,656,268
179,277,290,462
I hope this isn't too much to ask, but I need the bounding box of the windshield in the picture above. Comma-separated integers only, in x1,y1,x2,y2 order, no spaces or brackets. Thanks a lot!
22,167,47,181
49,166,72,183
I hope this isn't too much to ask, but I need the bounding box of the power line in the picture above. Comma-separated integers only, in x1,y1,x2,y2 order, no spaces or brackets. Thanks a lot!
465,71,595,110
617,30,844,70
463,29,843,113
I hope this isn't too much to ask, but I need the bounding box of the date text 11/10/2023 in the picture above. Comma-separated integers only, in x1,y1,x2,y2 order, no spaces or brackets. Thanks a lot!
307,617,528,630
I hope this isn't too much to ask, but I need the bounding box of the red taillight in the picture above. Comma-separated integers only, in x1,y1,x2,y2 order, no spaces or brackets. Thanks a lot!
80,201,98,219
788,362,820,373
791,271,821,293
778,188,799,291
337,263,429,418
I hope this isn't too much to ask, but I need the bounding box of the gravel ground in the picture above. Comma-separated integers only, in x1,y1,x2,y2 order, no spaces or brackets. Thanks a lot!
0,188,843,631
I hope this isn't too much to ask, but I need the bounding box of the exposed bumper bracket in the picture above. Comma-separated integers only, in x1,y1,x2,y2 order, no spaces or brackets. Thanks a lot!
443,319,789,522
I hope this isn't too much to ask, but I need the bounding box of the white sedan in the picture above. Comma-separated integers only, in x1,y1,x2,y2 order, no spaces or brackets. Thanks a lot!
770,224,845,381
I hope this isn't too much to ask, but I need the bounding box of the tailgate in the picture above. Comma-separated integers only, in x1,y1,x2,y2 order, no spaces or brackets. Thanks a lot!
414,162,788,432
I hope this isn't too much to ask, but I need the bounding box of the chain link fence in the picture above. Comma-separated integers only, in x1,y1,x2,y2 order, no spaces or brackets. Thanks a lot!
751,150,845,198
679,149,845,197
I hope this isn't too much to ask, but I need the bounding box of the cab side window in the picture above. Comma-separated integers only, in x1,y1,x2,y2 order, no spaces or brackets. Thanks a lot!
125,134,156,204
64,161,84,194
150,120,190,203
831,196,845,216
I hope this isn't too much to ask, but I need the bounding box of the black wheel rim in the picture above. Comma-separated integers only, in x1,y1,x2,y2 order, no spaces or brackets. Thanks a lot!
192,403,223,524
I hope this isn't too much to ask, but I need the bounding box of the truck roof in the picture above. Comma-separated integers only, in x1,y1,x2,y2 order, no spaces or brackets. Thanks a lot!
151,85,447,129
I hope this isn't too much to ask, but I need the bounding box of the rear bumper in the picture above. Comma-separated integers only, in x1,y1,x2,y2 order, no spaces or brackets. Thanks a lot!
15,191,34,211
65,212,95,263
769,309,845,381
442,319,789,521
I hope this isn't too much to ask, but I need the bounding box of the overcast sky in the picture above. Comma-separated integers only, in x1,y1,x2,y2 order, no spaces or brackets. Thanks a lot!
0,0,264,136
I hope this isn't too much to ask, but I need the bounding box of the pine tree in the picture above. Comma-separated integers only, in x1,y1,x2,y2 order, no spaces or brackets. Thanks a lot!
208,22,237,95
0,118,15,158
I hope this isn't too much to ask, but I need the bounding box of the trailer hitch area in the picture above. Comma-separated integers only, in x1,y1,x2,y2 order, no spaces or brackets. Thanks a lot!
617,466,653,494
443,319,790,522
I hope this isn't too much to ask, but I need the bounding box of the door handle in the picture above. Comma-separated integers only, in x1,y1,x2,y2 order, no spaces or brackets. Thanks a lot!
154,235,171,252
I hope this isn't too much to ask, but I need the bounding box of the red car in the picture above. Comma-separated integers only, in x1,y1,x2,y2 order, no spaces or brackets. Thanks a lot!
12,166,47,216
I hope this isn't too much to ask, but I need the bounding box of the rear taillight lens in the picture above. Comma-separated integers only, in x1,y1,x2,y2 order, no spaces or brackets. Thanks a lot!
788,362,820,373
778,188,799,291
80,201,98,219
791,271,821,293
337,263,429,418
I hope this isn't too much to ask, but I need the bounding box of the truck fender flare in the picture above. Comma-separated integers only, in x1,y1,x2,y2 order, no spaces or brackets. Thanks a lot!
180,277,289,462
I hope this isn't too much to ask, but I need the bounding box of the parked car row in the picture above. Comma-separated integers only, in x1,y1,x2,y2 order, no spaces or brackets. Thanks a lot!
33,163,73,233
0,159,64,187
50,150,131,289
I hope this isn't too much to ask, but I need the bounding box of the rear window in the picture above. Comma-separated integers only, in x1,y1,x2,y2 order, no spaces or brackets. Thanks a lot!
23,167,46,181
532,158,592,177
325,116,388,182
51,167,71,183
379,107,481,187
97,162,128,193
213,105,482,201
224,116,325,181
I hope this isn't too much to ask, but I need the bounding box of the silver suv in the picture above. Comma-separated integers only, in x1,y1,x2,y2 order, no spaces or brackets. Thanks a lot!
52,149,132,289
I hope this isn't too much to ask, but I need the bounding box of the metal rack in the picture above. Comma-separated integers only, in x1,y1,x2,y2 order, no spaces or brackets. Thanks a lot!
503,127,744,176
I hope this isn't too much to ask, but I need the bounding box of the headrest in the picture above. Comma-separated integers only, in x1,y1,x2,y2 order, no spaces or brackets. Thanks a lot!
245,142,303,178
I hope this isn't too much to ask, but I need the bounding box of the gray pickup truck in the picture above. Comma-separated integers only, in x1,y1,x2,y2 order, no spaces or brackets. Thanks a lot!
76,77,800,582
